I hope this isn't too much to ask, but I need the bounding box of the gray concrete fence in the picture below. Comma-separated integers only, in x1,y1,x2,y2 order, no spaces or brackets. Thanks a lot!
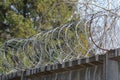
1,48,120,80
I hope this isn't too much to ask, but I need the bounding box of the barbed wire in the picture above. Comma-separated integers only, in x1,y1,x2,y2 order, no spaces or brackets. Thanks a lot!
0,0,120,74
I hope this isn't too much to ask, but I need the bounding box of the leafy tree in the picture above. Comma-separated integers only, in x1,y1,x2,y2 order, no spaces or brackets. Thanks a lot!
0,0,76,43
0,0,91,74
0,0,36,43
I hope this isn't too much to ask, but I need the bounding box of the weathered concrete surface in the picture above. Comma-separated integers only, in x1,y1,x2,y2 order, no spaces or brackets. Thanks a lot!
1,48,120,80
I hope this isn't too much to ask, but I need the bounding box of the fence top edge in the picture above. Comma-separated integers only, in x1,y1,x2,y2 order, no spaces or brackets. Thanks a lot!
4,48,120,79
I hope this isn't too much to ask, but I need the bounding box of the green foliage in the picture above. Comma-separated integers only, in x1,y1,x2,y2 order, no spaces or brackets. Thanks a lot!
0,0,75,43
0,0,91,74
36,0,75,29
6,11,36,38
0,1,36,43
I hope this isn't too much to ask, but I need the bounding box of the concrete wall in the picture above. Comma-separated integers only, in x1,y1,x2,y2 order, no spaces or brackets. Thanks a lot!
1,49,120,80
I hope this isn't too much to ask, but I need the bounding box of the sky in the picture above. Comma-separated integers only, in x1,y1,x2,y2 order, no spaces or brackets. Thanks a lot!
77,0,120,51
